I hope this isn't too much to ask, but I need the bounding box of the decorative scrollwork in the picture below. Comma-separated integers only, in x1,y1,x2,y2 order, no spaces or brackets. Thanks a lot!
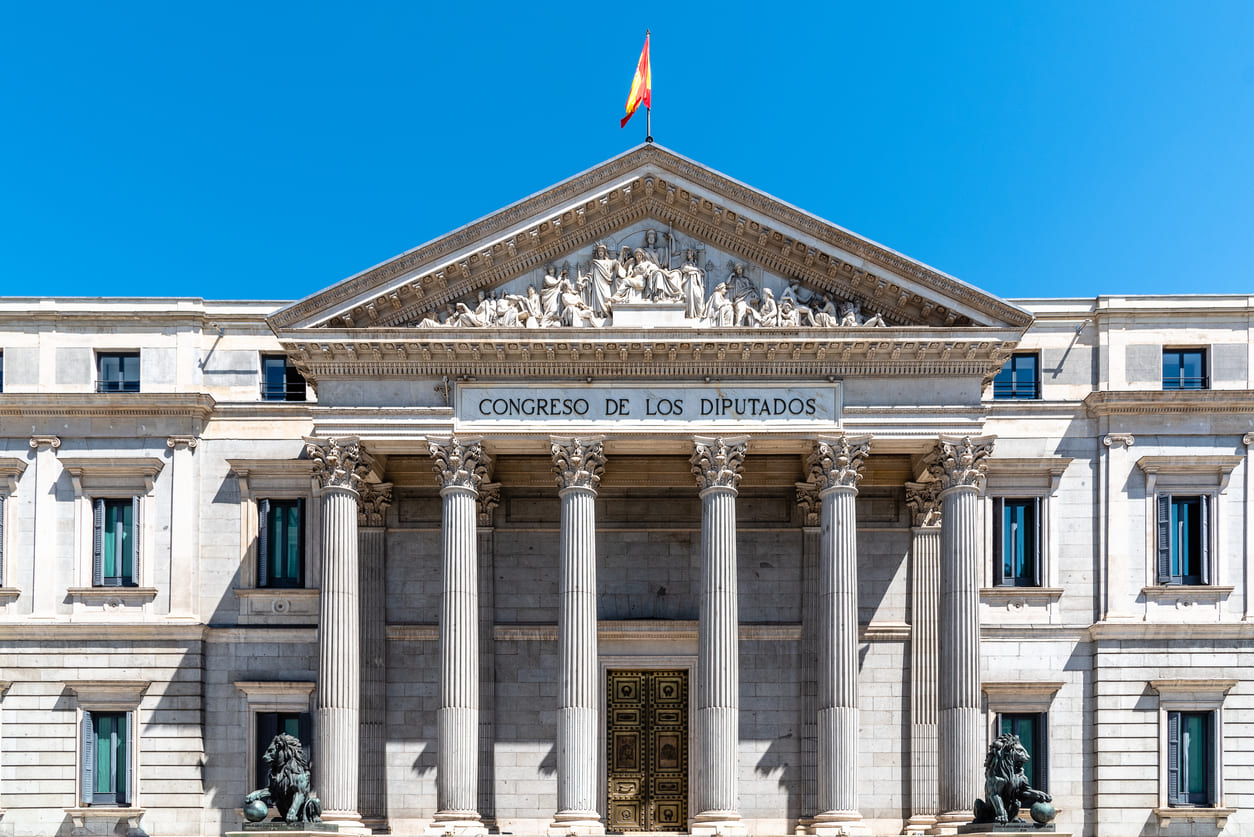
904,481,943,528
806,434,871,492
551,437,607,492
927,435,995,491
428,437,492,493
304,436,371,493
691,436,748,493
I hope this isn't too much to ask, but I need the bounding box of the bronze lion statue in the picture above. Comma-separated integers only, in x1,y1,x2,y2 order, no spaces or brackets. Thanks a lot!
972,732,1052,824
244,733,323,825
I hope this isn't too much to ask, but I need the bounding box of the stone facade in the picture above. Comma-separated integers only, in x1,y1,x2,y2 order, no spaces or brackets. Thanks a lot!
0,148,1251,837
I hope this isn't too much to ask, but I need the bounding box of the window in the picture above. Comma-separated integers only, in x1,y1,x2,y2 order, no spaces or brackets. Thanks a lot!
993,352,1039,399
256,711,312,787
1163,348,1208,390
992,497,1040,586
259,498,305,588
1158,494,1207,585
93,498,137,587
1168,710,1215,806
82,711,132,806
261,354,307,402
96,352,140,393
0,350,4,392
998,713,1047,791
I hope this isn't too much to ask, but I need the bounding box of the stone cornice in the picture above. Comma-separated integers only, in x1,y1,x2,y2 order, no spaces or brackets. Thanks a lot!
277,328,1021,381
267,145,1031,332
0,458,28,493
0,393,216,420
1085,389,1254,416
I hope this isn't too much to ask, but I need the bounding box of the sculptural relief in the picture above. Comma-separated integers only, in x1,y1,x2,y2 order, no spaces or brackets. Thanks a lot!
406,229,892,330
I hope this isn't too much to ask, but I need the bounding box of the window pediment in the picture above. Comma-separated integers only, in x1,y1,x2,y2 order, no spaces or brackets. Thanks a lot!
59,457,164,496
1136,455,1242,493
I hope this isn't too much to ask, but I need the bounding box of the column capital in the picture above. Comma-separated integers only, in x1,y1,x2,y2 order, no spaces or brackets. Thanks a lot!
29,436,61,452
1103,433,1136,448
807,434,872,493
166,435,198,451
551,437,607,493
1244,432,1254,447
691,436,748,494
927,435,995,493
357,482,394,528
795,482,821,527
905,481,943,529
428,436,492,494
478,482,501,527
304,436,372,493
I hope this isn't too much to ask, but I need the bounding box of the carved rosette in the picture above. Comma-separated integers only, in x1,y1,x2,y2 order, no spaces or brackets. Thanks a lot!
926,435,995,493
305,436,372,494
905,481,943,528
477,483,501,527
551,437,607,492
428,436,492,494
357,482,394,528
806,434,872,493
691,436,748,493
795,482,821,527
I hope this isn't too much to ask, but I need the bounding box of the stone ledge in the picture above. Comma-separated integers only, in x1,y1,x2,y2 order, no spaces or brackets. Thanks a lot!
1141,585,1234,605
1153,807,1235,829
981,587,1063,606
66,587,159,606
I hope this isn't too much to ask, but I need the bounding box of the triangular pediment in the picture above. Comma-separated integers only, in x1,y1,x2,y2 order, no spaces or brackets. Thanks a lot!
268,144,1030,334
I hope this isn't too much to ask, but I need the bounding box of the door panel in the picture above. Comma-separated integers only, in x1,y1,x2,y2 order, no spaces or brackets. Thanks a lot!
607,669,689,833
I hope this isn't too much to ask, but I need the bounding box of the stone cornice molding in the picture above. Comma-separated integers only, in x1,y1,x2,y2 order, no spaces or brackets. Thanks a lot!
276,329,1022,382
234,680,317,701
550,437,607,493
806,434,871,493
904,481,943,528
691,435,748,494
357,482,393,528
304,436,371,493
268,145,1031,332
927,435,995,492
1,393,216,420
1136,455,1243,493
59,457,166,495
65,680,151,709
1102,433,1135,448
985,457,1074,495
427,436,492,493
0,457,29,494
1086,389,1254,416
227,459,317,500
1149,679,1237,699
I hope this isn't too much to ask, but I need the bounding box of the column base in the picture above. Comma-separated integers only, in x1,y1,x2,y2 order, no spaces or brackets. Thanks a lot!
690,811,747,837
794,816,815,835
927,811,974,835
546,810,605,836
321,811,370,836
903,814,937,835
424,814,489,837
811,810,871,836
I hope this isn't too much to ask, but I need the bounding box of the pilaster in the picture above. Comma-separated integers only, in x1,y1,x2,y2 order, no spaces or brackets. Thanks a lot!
548,437,607,836
357,481,392,826
165,435,198,619
690,436,748,837
29,436,60,618
1101,433,1135,621
427,437,492,837
305,436,373,833
807,435,872,837
904,481,942,836
1242,433,1253,622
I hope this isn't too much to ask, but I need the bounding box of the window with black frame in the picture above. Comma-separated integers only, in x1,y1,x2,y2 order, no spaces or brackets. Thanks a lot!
1162,348,1208,390
993,353,1040,399
261,355,307,402
96,352,140,393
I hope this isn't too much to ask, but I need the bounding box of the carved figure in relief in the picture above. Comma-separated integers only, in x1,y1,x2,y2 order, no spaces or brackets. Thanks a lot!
701,282,735,327
864,311,887,327
782,284,817,326
679,249,706,317
757,288,779,327
812,294,841,327
541,265,563,324
727,263,760,326
641,228,668,268
840,302,861,327
585,242,619,316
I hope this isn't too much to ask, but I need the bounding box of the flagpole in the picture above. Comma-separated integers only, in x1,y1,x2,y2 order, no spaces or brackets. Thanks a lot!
646,106,652,144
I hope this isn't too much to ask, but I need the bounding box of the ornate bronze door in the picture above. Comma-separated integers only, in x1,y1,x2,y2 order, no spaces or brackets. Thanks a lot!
606,669,688,832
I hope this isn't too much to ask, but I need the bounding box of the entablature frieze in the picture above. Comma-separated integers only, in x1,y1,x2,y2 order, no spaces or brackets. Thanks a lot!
277,328,1022,382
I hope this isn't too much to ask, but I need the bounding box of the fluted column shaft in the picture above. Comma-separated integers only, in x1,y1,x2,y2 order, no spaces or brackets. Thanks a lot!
929,436,994,825
428,438,491,836
691,437,747,835
905,483,942,834
305,436,372,827
550,438,606,834
358,482,391,823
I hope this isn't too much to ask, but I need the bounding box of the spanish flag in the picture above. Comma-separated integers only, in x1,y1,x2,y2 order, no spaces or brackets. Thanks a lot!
620,32,651,128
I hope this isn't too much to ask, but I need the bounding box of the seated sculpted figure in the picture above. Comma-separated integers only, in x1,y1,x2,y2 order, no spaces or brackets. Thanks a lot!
972,733,1053,825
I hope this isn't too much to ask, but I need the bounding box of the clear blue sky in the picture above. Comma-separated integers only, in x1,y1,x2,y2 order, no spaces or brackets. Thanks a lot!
2,1,1251,302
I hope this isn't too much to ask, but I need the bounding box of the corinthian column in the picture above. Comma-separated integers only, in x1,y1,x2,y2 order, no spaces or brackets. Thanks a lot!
305,436,373,830
807,435,872,837
427,438,492,837
358,481,393,825
690,436,748,837
904,481,942,836
928,436,994,834
549,438,607,836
